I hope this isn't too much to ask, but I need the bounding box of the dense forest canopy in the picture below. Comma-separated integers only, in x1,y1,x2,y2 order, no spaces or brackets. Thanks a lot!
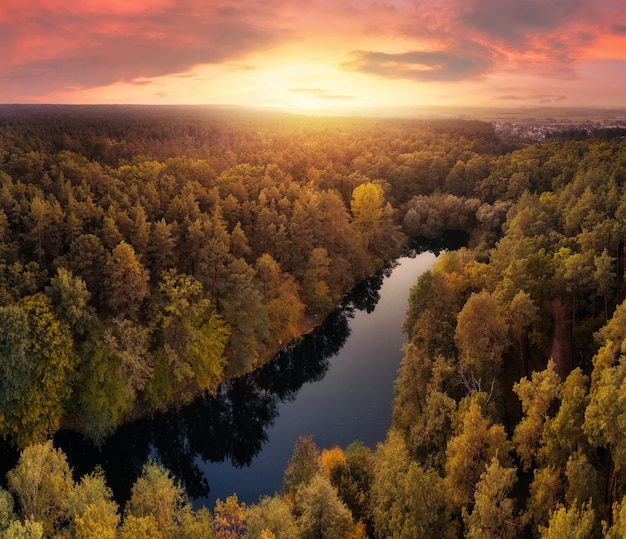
2,105,626,537
0,105,506,447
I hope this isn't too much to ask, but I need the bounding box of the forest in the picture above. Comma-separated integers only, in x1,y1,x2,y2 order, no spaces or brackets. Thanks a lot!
1,105,626,537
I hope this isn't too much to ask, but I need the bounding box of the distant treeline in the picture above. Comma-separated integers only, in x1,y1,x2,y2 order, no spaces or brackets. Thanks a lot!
545,126,626,142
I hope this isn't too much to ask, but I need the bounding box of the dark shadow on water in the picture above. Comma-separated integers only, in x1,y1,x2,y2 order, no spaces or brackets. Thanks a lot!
406,230,469,256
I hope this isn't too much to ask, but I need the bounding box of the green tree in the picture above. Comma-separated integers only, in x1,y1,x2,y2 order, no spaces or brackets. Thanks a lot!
255,253,305,341
149,218,176,278
328,441,374,534
370,430,454,538
177,507,213,539
525,465,563,531
444,399,512,508
104,241,149,318
6,441,74,537
45,267,91,337
24,196,54,264
455,290,510,388
74,322,134,444
0,487,16,532
605,495,626,538
0,262,47,305
65,469,120,539
594,248,616,322
66,234,106,305
0,305,32,420
219,258,269,373
512,359,563,471
463,457,523,539
2,518,44,539
540,368,589,469
538,501,595,539
559,248,594,357
7,294,75,446
564,451,601,507
193,209,232,303
246,496,298,539
584,300,626,502
370,429,410,538
283,435,322,499
129,202,151,257
505,289,537,377
295,473,355,539
149,269,230,405
125,462,189,539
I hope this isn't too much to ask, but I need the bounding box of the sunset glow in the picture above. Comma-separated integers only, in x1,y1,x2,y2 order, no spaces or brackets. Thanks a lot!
2,0,626,112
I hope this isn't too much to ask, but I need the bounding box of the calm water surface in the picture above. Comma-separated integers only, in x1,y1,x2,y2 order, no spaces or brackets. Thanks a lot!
45,250,438,509
192,251,437,507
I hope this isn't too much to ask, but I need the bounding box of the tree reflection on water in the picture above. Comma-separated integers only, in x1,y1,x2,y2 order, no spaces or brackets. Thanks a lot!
53,267,377,504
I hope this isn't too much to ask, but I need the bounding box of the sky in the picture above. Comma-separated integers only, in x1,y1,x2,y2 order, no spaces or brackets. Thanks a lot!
2,0,626,114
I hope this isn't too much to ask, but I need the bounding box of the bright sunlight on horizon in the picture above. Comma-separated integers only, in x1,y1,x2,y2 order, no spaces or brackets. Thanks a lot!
2,0,626,113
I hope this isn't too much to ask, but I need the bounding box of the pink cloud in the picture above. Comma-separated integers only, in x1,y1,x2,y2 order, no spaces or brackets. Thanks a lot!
338,0,626,88
0,0,287,98
1,0,626,103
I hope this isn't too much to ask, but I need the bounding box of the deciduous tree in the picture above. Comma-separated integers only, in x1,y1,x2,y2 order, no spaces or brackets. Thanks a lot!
463,457,523,539
213,494,247,539
513,359,562,471
455,290,510,387
370,430,454,538
246,496,298,539
65,469,120,539
350,182,385,245
125,462,189,539
538,501,595,539
7,441,73,537
255,253,305,340
150,269,230,404
295,473,355,539
8,294,75,446
444,399,512,508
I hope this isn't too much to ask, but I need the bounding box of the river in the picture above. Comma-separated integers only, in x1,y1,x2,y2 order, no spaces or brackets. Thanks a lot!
192,251,437,508
45,249,440,509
